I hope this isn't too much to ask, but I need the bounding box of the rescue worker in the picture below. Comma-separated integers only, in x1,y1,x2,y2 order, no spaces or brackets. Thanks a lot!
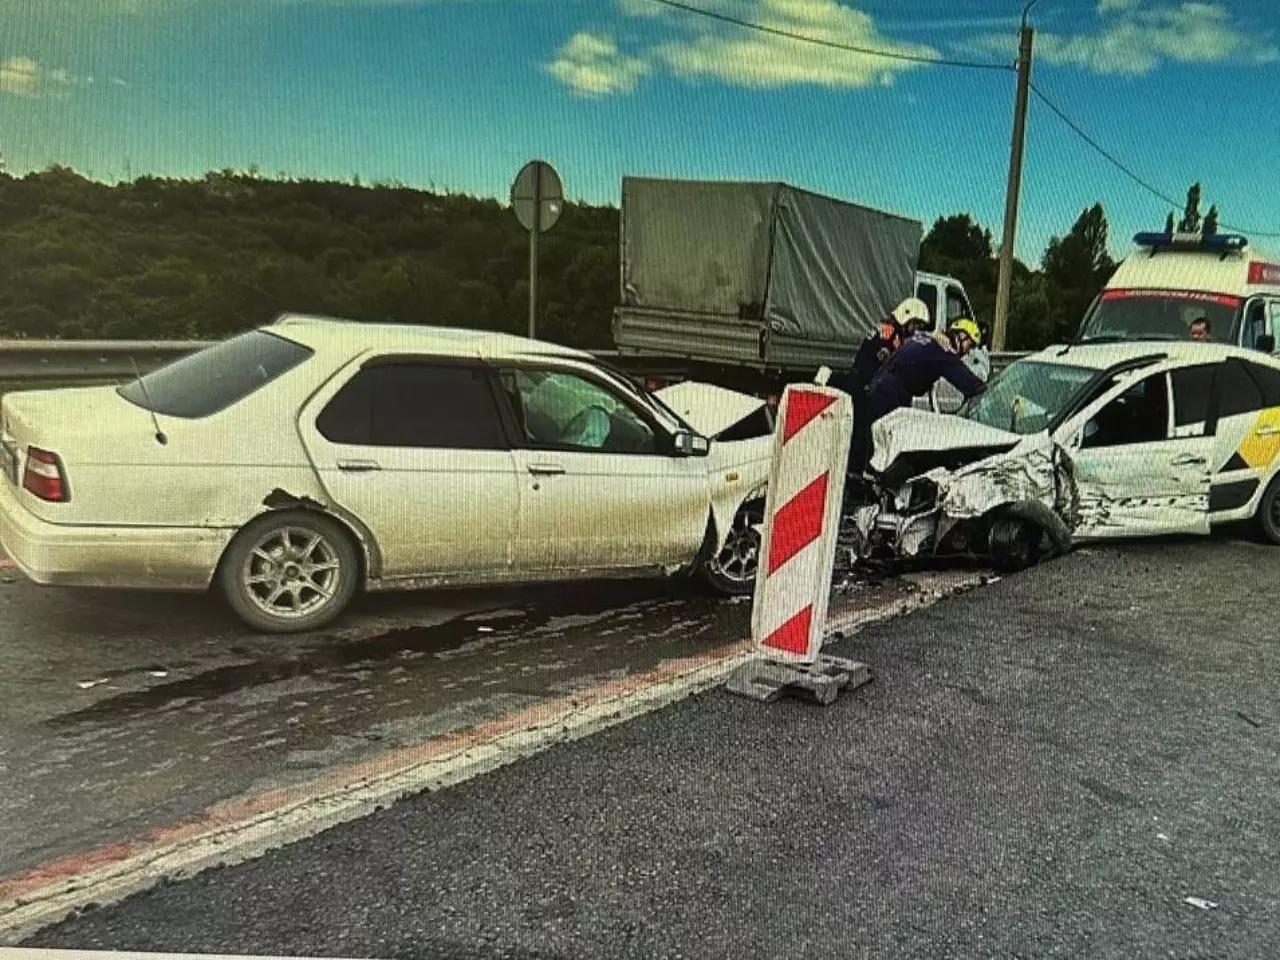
863,316,987,445
831,297,931,476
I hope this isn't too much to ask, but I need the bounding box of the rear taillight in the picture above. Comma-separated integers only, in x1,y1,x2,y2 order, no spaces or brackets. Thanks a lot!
23,447,68,502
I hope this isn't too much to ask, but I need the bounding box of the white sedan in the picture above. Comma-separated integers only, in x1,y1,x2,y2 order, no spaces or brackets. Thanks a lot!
0,316,773,632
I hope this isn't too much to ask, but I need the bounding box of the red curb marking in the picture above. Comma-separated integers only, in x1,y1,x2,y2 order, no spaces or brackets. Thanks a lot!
766,473,828,575
760,604,813,656
781,391,836,444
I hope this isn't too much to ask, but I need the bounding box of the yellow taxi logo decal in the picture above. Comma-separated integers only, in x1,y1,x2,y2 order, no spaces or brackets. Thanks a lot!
1238,407,1280,470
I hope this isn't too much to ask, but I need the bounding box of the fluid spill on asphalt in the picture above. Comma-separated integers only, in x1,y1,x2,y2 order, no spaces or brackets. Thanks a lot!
43,581,741,729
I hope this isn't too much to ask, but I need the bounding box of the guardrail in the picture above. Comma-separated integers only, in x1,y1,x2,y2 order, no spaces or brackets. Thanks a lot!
0,339,1031,384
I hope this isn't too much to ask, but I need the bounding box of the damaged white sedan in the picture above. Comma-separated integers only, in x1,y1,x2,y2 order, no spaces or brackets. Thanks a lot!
850,342,1280,570
0,315,772,633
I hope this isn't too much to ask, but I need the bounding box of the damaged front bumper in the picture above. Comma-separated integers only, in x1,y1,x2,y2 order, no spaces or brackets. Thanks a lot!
839,433,1078,567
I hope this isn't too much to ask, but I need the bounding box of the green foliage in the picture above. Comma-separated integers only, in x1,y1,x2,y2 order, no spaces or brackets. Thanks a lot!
0,165,1121,353
0,166,620,348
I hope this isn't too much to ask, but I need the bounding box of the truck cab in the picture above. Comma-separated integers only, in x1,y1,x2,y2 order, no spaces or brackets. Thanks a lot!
914,271,977,333
1076,231,1280,353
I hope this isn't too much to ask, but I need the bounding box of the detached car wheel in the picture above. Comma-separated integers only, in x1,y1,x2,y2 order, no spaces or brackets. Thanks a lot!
219,510,359,633
698,499,764,597
988,515,1042,573
1257,475,1280,545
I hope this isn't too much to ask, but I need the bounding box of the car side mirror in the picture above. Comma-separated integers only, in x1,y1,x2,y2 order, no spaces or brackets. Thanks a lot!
673,430,710,457
1257,334,1276,353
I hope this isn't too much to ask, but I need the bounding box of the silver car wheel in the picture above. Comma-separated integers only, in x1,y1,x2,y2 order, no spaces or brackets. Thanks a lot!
241,525,342,621
707,502,763,586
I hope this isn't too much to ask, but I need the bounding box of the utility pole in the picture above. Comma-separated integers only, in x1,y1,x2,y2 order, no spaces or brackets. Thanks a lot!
992,0,1037,352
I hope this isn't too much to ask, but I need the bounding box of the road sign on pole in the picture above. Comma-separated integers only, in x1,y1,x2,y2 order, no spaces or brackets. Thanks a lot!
510,160,563,341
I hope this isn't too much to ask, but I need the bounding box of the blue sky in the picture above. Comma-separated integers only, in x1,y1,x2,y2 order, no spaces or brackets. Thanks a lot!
1,0,1277,261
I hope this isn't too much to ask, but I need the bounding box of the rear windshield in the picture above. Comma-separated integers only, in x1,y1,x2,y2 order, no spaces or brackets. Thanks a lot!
117,330,313,418
1078,290,1242,344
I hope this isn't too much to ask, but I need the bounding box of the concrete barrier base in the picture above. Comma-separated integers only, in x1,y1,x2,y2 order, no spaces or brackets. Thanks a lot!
725,654,871,706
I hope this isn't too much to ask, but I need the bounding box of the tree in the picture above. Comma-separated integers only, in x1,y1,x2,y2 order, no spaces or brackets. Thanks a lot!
1178,182,1202,233
1041,203,1117,344
919,214,998,329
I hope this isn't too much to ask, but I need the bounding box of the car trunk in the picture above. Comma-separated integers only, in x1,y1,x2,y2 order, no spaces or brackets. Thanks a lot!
1,385,173,525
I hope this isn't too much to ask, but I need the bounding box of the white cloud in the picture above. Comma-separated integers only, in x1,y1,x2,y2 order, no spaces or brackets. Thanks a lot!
970,1,1277,75
547,31,650,97
0,56,41,97
652,0,938,89
547,0,937,97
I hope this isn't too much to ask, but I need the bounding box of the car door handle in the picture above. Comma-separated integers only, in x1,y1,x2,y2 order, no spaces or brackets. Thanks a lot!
527,463,565,476
1171,454,1207,466
337,459,381,472
1256,426,1280,437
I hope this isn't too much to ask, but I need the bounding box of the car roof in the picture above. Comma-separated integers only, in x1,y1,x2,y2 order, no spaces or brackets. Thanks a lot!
266,313,597,363
1025,340,1280,372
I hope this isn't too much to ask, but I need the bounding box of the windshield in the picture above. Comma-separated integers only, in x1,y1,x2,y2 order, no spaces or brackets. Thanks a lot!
959,360,1098,435
1078,290,1242,344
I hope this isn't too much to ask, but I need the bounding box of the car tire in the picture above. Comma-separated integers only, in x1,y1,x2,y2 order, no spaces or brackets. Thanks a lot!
987,514,1042,573
697,498,765,597
219,510,360,634
1256,475,1280,545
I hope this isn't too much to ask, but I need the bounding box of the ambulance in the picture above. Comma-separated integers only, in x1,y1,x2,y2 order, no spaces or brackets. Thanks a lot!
1076,231,1280,353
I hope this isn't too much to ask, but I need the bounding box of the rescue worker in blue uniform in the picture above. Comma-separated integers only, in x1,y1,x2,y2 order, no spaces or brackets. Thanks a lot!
865,317,986,431
831,297,932,477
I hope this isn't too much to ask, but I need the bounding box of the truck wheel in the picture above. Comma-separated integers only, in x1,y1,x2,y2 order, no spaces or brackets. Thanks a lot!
219,510,359,634
988,515,1042,573
1256,475,1280,545
698,499,764,597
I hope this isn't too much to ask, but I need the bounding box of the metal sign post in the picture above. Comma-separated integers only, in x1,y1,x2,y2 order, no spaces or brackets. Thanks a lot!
510,160,563,341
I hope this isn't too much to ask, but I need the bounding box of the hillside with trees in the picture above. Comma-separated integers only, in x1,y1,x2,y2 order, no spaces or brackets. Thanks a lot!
0,165,1129,351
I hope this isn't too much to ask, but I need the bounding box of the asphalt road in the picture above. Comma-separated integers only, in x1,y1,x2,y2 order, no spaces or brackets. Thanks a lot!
0,556,927,883
21,537,1280,958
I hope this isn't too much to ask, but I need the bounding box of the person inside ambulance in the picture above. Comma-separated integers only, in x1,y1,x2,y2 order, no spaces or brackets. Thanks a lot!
864,317,987,429
1188,316,1211,342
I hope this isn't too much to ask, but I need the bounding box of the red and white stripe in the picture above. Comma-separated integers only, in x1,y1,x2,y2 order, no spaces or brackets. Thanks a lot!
750,385,852,665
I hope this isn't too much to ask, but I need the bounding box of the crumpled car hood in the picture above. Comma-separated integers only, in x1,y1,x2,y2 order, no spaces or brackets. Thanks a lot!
654,381,766,439
870,408,1024,473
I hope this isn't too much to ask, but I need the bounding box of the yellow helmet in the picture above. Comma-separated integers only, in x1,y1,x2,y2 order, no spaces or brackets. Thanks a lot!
949,318,981,344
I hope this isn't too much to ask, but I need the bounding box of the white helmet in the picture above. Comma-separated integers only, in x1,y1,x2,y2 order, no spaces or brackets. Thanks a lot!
892,297,930,329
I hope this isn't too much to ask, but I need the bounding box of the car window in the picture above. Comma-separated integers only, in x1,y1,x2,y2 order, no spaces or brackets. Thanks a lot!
1170,364,1216,429
1082,373,1169,449
1214,359,1264,419
915,282,938,329
1244,361,1280,407
117,330,312,419
945,287,971,323
501,368,656,455
1241,301,1269,350
316,363,506,449
1269,301,1280,346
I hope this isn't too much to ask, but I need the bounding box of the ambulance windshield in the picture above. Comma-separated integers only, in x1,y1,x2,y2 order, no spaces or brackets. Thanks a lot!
1077,290,1242,344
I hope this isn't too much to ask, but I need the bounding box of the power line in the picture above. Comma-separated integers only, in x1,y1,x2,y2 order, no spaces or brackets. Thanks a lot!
645,0,1015,72
1029,80,1280,239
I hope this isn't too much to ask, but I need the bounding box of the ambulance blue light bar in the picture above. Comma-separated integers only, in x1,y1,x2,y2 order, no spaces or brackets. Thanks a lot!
1133,231,1249,252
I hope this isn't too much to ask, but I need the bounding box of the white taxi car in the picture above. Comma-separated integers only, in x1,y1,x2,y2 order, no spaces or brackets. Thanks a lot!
0,316,773,633
851,341,1280,570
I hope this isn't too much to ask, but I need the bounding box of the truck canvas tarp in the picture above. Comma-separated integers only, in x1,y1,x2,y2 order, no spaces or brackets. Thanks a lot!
613,177,922,374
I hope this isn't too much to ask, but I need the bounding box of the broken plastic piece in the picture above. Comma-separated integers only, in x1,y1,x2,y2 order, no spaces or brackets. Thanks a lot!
1184,897,1218,910
76,679,108,690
